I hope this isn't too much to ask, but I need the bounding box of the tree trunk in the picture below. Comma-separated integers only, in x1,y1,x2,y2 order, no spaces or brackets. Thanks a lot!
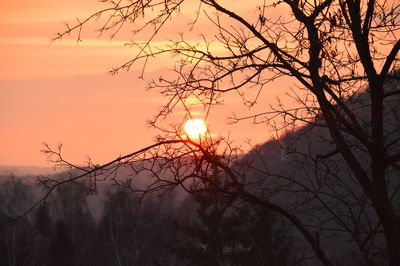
375,203,400,266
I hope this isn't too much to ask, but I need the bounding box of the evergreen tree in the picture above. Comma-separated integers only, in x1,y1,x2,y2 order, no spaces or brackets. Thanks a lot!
173,166,293,266
49,220,74,266
31,202,53,265
34,202,52,236
48,181,95,266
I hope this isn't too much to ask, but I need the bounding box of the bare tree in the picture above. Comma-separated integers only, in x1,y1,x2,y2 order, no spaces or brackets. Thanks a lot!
0,177,37,266
95,189,179,266
36,0,400,265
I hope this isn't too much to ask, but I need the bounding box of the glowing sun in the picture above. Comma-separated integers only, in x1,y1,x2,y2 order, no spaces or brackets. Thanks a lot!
184,119,207,138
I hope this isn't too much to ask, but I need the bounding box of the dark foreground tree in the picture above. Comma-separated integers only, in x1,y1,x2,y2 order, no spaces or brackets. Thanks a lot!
173,166,293,265
31,0,400,265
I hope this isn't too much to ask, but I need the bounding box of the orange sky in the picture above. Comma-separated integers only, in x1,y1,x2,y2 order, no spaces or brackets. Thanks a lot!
0,0,298,167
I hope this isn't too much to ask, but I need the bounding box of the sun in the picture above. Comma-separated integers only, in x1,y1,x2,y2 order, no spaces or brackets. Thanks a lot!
184,119,207,138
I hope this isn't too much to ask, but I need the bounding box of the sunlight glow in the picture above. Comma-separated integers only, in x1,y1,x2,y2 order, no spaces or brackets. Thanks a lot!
184,119,207,139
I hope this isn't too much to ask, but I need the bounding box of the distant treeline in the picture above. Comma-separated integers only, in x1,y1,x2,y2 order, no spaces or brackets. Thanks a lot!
0,175,293,266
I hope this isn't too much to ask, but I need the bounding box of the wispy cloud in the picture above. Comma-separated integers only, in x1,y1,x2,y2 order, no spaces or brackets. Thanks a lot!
0,37,227,51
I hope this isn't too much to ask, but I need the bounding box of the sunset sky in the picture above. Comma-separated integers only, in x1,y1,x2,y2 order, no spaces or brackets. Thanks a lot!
0,0,294,167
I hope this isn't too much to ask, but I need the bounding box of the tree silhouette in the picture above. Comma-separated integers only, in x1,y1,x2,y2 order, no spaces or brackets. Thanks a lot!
0,177,38,266
173,166,293,266
49,220,74,266
94,188,180,266
35,0,400,265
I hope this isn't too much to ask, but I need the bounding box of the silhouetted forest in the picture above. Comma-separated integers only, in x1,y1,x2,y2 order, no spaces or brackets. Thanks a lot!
0,173,293,266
